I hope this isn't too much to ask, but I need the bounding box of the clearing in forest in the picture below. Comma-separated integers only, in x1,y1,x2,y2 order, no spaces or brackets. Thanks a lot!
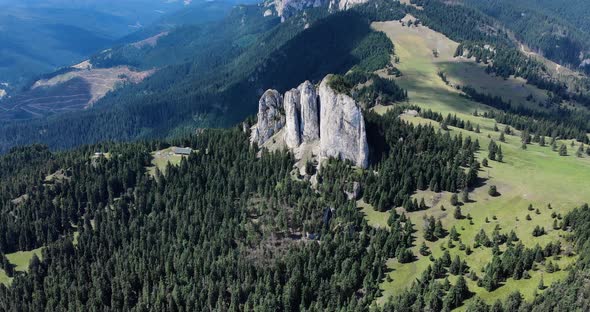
0,247,44,285
146,147,192,176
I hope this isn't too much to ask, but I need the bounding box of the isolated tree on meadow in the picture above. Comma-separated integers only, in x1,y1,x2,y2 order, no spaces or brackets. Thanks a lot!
539,136,546,146
454,206,463,219
488,185,498,196
559,144,568,156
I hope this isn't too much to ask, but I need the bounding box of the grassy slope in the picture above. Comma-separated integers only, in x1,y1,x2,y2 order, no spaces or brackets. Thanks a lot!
0,247,44,285
369,19,590,308
146,147,190,176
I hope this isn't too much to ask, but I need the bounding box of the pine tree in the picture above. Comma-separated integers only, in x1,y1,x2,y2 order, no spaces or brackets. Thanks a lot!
454,206,463,219
434,220,445,238
538,277,545,290
450,226,460,241
420,242,430,256
488,185,498,196
462,188,469,203
559,144,568,156
488,140,497,160
451,194,459,206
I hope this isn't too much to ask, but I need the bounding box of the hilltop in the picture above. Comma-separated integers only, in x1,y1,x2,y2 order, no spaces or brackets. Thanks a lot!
1,1,590,310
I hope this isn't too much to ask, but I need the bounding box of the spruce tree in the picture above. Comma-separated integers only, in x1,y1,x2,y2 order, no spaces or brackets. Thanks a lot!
454,206,463,220
559,144,568,156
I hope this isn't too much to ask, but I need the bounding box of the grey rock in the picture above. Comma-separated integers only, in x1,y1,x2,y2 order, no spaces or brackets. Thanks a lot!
250,89,285,146
344,181,361,200
251,76,369,170
268,0,368,19
284,88,302,148
270,0,327,19
329,0,368,11
298,80,320,143
318,75,369,168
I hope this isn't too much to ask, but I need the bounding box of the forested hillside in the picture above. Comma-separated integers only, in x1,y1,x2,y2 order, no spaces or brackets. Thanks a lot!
2,0,590,310
2,0,590,155
0,0,218,88
459,0,590,72
0,1,406,153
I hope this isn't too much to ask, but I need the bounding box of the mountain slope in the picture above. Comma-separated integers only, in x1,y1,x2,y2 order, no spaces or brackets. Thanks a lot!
0,0,235,92
0,2,406,153
1,1,590,311
458,0,590,73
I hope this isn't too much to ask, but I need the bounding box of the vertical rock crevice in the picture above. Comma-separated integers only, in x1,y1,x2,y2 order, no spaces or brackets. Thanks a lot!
250,75,368,169
250,90,284,146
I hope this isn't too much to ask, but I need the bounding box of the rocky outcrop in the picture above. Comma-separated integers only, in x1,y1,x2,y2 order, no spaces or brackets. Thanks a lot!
270,0,326,19
250,90,284,146
284,88,302,149
329,0,367,11
298,81,320,142
266,0,368,19
318,76,369,168
344,181,361,200
250,76,369,169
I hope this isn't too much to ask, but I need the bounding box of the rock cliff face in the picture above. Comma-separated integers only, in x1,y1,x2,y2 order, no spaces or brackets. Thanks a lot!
318,76,369,168
284,88,302,149
298,81,320,142
329,0,368,11
266,0,368,19
250,76,369,169
270,0,326,19
250,90,284,146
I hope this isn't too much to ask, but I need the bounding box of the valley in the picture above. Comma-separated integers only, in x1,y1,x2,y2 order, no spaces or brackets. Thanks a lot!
0,66,153,120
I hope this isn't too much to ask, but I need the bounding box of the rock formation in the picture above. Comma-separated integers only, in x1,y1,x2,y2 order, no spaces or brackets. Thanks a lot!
266,0,368,19
250,90,285,146
298,80,320,142
284,88,302,149
250,76,369,169
318,76,369,168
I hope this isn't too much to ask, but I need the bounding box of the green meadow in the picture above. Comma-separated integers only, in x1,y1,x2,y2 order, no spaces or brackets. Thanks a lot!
370,19,590,308
0,247,44,285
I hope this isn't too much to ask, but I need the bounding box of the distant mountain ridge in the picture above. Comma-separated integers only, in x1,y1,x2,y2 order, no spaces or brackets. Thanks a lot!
0,0,229,91
1,0,590,154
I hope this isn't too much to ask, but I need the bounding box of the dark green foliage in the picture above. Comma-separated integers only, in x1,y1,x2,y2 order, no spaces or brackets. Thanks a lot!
424,216,446,242
532,226,546,237
458,42,567,96
328,71,407,107
559,144,568,156
382,253,472,311
461,0,590,70
451,194,459,207
462,87,590,144
0,128,420,310
363,108,480,211
478,242,560,291
488,185,498,197
0,7,405,153
454,206,462,220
